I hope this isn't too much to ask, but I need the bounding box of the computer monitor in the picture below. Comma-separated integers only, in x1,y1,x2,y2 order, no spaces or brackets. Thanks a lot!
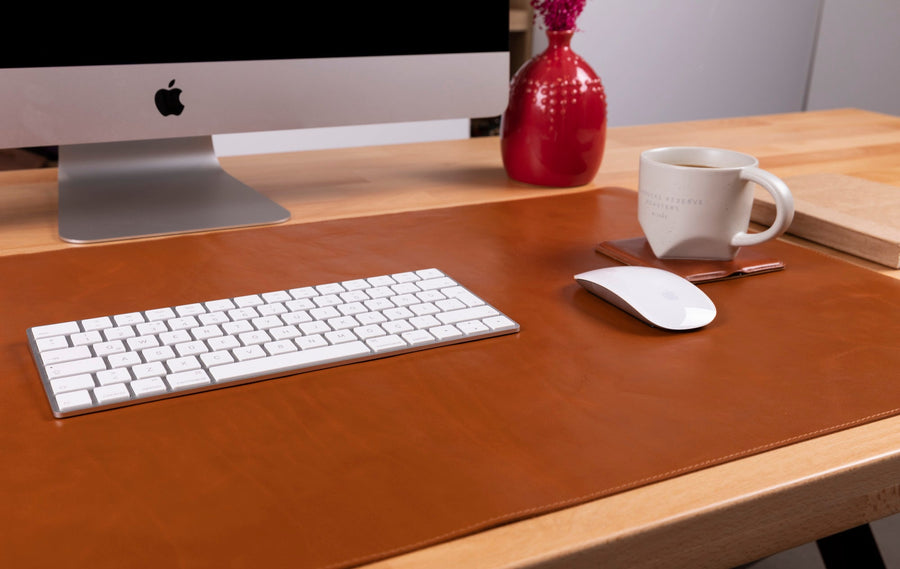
0,5,509,243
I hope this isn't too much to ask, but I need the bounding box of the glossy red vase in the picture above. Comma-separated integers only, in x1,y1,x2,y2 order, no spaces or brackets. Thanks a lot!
501,30,607,187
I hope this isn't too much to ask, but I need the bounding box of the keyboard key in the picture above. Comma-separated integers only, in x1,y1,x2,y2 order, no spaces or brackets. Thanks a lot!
234,345,266,361
356,312,386,325
324,330,357,345
114,312,145,326
35,335,70,352
234,295,264,308
95,383,130,405
96,368,132,386
367,275,396,287
262,290,292,303
143,346,177,363
31,321,80,339
45,357,106,380
168,316,199,331
354,325,386,339
81,316,114,331
418,276,457,290
133,362,166,380
94,340,127,357
71,331,103,346
483,315,518,331
208,336,240,351
206,299,236,312
296,335,328,350
175,303,207,316
167,356,202,374
109,352,142,368
264,340,298,356
288,286,317,299
367,335,407,353
430,325,463,341
316,283,345,295
50,373,95,395
146,308,177,321
160,330,192,345
104,326,136,341
200,351,235,367
457,320,490,335
436,305,499,325
416,268,445,279
166,369,212,391
131,377,168,397
40,345,92,365
209,341,372,383
127,335,160,351
137,321,168,336
56,390,93,413
402,329,436,346
392,272,419,283
174,341,208,357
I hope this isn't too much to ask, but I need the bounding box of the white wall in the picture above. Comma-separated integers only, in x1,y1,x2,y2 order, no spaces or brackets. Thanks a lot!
549,0,900,125
805,0,900,116
548,0,823,126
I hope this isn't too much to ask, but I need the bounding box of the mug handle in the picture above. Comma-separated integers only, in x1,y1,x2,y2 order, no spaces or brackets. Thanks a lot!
730,167,795,247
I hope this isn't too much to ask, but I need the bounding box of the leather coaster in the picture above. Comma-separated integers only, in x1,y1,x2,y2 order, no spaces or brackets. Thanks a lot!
596,236,784,283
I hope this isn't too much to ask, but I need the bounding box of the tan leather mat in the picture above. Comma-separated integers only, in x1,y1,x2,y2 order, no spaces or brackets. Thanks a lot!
3,187,900,569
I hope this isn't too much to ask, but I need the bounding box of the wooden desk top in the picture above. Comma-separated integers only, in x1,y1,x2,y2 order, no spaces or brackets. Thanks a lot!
2,108,900,568
3,108,899,279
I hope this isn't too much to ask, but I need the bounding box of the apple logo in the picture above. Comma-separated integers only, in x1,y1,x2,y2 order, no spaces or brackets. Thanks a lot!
155,79,185,116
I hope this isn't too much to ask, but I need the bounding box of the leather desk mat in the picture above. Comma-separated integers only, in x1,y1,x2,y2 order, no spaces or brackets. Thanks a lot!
3,187,900,569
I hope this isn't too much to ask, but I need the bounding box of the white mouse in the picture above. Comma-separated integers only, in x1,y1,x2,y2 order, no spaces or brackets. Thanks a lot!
574,266,716,331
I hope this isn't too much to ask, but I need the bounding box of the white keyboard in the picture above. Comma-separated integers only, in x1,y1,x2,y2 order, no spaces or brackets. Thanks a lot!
27,268,519,418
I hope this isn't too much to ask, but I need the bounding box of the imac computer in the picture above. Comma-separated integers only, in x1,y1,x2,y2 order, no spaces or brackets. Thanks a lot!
0,5,509,243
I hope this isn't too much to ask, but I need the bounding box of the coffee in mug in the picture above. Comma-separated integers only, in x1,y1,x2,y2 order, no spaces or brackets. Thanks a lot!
638,146,794,260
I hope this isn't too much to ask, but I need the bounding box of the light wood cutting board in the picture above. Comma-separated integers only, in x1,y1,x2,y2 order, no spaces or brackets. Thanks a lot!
752,173,900,268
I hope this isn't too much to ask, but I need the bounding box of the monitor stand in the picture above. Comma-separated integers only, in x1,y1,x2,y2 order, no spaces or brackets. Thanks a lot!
57,136,290,243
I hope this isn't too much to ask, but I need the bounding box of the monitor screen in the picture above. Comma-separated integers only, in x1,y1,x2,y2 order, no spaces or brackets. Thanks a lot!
0,4,509,242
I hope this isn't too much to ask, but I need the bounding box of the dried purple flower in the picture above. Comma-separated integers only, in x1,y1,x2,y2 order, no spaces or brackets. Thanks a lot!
531,0,588,31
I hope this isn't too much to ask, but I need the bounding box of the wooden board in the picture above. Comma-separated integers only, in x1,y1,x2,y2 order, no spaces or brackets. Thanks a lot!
752,173,900,268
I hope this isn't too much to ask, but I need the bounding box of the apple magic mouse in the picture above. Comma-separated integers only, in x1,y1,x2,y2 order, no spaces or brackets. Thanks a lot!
574,266,716,331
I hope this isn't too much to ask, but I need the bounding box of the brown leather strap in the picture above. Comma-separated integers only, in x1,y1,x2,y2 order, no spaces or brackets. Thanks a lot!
3,188,900,569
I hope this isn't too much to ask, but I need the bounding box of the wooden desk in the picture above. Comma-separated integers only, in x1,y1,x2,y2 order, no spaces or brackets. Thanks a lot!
3,108,898,278
2,108,899,568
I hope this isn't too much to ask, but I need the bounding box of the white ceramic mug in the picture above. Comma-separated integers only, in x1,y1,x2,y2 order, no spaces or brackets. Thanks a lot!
638,146,794,260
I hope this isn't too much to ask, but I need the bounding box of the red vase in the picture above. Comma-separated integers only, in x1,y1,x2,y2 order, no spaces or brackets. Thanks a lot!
501,29,607,187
